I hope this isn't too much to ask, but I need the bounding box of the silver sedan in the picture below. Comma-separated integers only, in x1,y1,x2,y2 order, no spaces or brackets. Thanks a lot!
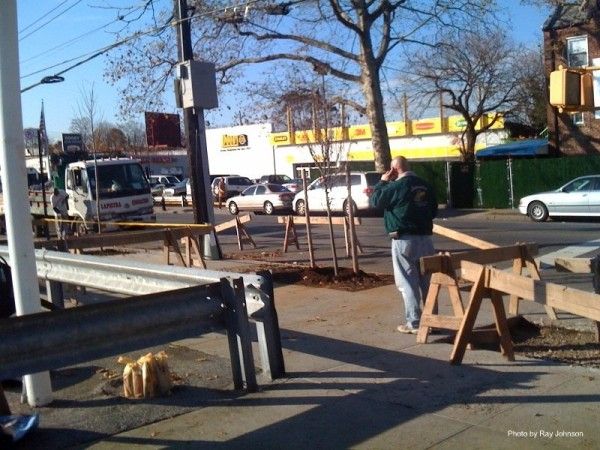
227,184,294,215
518,175,600,222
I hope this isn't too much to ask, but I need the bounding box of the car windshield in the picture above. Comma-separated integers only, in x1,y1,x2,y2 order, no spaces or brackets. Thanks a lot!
164,176,181,184
88,163,149,199
562,178,595,193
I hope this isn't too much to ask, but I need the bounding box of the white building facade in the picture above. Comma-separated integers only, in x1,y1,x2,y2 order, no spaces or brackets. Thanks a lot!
138,114,508,181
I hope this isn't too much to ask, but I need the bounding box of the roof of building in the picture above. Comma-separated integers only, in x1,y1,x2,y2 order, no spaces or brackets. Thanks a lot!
476,139,549,158
543,1,599,31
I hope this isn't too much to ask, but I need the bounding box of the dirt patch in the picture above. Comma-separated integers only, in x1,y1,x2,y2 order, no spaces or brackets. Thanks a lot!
224,249,284,260
231,263,394,292
512,320,600,368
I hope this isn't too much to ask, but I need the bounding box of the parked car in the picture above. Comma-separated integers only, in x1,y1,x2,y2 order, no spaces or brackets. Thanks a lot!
149,179,165,197
518,175,600,222
282,178,304,193
210,175,254,199
259,174,293,184
293,171,381,215
210,174,237,184
227,184,294,215
149,175,186,196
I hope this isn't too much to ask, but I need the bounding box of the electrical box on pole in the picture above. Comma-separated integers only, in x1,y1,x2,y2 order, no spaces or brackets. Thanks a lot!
174,61,219,109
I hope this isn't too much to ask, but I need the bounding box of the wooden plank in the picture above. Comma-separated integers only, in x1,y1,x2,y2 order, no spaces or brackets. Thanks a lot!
215,214,253,233
62,226,211,250
430,271,461,286
417,282,441,343
420,244,538,274
555,257,592,274
461,260,600,322
450,266,487,365
433,224,497,250
490,290,515,360
277,215,361,226
526,255,557,320
189,236,206,269
420,314,462,330
508,255,524,316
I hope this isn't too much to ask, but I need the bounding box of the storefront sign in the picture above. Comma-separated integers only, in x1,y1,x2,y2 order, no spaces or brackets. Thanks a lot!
221,134,249,150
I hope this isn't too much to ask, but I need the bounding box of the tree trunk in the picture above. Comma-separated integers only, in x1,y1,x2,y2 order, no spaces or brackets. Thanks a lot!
463,127,478,161
324,189,339,277
361,57,391,173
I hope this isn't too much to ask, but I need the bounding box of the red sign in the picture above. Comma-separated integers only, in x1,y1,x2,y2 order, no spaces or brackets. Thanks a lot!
415,122,434,130
145,112,182,148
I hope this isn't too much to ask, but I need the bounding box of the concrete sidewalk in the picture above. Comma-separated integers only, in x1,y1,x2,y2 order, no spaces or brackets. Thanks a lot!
67,280,599,450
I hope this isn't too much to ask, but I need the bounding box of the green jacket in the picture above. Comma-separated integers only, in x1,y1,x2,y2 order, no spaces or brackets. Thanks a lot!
370,172,438,235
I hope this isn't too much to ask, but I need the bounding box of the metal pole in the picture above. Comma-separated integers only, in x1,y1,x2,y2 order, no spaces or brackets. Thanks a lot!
445,161,452,208
0,0,53,406
174,0,217,258
507,157,515,209
37,129,49,239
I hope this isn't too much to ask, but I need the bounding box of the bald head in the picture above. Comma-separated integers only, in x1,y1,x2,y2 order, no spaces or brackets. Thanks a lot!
391,156,409,174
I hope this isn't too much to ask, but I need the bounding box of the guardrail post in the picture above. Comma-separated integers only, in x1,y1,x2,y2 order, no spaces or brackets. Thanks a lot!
221,277,257,392
255,270,285,380
45,280,64,309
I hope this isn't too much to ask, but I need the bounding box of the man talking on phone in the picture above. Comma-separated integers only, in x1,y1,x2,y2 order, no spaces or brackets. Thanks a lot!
370,156,438,334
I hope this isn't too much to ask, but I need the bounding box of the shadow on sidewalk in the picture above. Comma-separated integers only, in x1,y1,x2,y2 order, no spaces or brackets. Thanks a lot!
11,328,588,449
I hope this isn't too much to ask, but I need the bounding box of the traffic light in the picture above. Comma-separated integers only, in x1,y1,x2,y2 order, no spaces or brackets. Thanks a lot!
549,66,594,112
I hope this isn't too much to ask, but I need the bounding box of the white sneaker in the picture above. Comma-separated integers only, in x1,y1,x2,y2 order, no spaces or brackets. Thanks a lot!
397,324,418,334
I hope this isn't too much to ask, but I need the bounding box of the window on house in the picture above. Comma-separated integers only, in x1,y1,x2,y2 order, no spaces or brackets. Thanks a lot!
567,36,589,67
572,112,584,126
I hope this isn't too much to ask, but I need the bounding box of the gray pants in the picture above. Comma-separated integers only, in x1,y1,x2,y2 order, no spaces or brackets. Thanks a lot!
391,235,434,328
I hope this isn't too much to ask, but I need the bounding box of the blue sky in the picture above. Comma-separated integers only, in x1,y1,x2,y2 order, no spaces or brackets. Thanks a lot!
16,1,551,141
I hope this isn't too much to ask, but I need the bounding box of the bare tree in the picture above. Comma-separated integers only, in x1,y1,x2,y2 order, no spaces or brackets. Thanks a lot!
303,90,345,276
118,120,147,155
513,46,548,133
406,27,526,160
73,83,103,154
74,83,103,232
105,0,496,172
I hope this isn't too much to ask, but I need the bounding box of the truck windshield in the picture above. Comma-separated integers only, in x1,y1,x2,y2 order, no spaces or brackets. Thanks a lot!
87,163,150,199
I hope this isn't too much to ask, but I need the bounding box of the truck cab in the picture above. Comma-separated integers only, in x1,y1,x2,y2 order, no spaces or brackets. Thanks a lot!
65,158,155,230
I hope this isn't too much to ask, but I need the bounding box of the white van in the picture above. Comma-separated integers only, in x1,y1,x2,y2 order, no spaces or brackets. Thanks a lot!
293,172,381,215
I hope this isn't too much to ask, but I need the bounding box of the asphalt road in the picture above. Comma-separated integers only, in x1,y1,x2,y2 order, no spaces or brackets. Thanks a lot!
152,206,600,282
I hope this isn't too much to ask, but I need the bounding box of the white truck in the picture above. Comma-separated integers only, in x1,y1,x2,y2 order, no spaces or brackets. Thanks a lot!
27,157,155,233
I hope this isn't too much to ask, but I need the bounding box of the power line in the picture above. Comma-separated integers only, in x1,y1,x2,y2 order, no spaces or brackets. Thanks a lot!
19,0,84,42
20,0,263,92
19,0,70,33
20,4,146,65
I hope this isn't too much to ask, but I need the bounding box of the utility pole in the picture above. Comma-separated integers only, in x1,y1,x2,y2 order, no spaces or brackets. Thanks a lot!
0,0,53,406
173,0,216,257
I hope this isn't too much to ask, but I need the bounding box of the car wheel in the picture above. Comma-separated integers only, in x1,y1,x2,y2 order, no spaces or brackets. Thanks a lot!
263,201,274,215
295,199,306,216
228,201,239,215
527,201,548,222
343,199,357,216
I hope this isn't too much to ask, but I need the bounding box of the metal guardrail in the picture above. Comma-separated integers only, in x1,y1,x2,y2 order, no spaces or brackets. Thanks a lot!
0,282,257,392
0,245,285,380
